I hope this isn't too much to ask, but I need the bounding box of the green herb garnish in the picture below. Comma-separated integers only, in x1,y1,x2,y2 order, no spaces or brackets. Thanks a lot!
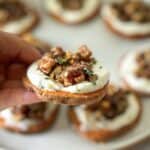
56,57,68,65
92,81,96,85
83,68,98,85
83,68,94,77
90,59,97,66
39,81,44,89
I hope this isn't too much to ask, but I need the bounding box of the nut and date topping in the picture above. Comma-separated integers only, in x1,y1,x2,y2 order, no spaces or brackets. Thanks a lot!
12,102,47,120
85,86,128,120
38,45,98,86
111,0,150,23
135,50,150,79
38,54,56,74
0,0,28,24
59,0,84,10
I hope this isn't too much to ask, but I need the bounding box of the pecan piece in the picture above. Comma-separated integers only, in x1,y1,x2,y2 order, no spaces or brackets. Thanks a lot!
51,47,65,58
62,66,85,86
38,53,56,74
77,45,92,60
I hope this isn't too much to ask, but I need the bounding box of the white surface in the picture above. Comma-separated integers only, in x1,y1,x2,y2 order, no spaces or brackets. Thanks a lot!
0,0,150,150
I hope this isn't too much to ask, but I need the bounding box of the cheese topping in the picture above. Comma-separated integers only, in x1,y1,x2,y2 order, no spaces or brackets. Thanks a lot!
27,61,109,94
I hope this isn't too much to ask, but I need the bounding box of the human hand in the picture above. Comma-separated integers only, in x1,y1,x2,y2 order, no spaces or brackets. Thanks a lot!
0,31,41,109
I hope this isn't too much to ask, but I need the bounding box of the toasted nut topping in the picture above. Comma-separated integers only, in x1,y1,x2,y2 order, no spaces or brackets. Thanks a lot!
51,47,65,57
12,102,47,120
111,0,150,23
0,0,28,23
38,53,56,74
59,0,84,10
85,86,128,119
38,45,97,86
135,50,150,79
77,45,92,60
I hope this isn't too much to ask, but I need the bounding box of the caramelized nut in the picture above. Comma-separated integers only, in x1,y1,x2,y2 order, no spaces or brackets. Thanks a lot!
51,47,65,57
77,45,92,60
39,53,56,74
135,50,150,79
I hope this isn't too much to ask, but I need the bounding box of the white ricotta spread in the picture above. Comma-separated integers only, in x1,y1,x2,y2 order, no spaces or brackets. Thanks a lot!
74,94,140,131
1,14,35,34
101,5,150,35
45,0,100,23
0,103,57,131
120,49,150,94
27,61,109,94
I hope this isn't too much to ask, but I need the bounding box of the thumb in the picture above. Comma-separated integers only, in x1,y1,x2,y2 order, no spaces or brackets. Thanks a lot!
0,88,41,110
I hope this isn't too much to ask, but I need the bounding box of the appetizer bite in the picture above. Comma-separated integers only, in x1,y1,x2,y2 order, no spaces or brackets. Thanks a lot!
22,33,51,54
0,102,59,133
0,0,39,35
120,48,150,96
101,0,150,39
24,45,109,105
68,85,141,141
45,0,101,24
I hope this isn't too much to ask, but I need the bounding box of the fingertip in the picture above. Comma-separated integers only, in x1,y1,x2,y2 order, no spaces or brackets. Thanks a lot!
19,47,41,64
0,88,41,109
22,90,41,104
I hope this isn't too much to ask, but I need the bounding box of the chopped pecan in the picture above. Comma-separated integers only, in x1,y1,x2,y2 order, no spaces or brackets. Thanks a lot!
86,87,128,119
111,0,150,23
77,45,92,60
63,65,85,86
38,45,97,86
63,70,85,86
51,47,65,58
100,89,128,119
12,102,47,120
131,12,146,22
0,0,27,23
38,53,56,74
135,50,150,79
50,66,63,82
59,0,84,10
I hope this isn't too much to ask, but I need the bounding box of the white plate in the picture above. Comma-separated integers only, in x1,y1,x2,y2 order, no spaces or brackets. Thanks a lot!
0,0,150,150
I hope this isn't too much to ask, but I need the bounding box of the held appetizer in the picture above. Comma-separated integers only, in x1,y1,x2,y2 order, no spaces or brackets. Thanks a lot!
24,45,109,105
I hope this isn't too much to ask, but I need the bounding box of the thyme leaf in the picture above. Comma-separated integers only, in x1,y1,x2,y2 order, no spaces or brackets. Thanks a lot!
83,68,94,77
56,57,68,65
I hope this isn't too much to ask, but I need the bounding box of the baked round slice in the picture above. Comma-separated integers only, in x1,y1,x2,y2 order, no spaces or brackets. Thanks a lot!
0,102,59,133
68,85,141,141
45,0,101,25
22,33,51,54
120,48,150,96
24,45,109,105
101,0,150,39
0,0,39,35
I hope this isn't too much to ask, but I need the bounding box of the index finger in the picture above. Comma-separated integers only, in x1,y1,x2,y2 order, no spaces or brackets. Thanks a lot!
0,32,41,64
